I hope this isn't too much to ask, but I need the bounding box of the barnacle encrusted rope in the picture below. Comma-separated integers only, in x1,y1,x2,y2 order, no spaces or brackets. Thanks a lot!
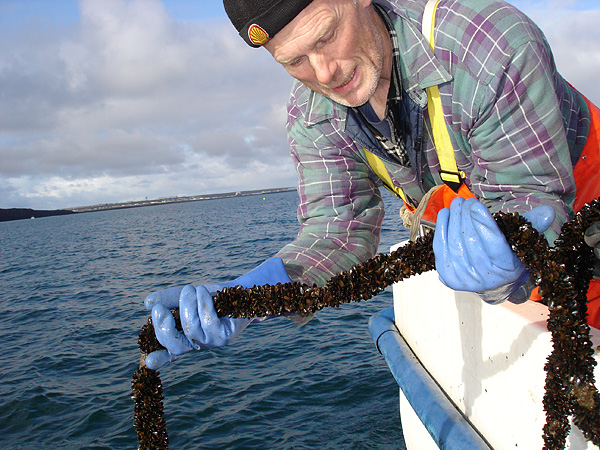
132,198,600,450
131,314,175,449
538,199,600,449
494,198,600,449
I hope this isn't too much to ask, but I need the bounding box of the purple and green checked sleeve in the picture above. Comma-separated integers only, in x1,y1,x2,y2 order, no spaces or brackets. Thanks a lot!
427,0,589,241
275,86,386,287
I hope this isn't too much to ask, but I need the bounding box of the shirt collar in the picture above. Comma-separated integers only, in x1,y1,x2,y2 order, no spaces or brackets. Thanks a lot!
379,0,452,99
373,3,403,103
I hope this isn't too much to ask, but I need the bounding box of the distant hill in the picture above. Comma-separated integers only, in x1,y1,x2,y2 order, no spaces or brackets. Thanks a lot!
1,187,297,222
0,208,76,222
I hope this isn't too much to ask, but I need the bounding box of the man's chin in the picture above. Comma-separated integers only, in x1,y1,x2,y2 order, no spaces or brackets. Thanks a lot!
323,91,371,108
332,96,371,108
302,83,373,108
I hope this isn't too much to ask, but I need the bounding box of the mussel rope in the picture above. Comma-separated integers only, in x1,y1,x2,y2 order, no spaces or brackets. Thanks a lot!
132,197,600,450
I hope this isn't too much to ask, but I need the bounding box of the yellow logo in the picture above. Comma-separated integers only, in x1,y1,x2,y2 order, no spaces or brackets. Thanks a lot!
248,24,270,46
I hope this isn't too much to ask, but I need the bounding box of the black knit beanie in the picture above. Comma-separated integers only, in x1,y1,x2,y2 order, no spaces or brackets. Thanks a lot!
223,0,314,48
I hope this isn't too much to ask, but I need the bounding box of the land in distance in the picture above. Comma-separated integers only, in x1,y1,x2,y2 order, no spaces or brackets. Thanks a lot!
0,187,296,222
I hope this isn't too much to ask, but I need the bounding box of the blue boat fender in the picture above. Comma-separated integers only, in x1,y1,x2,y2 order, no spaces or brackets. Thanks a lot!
369,307,492,450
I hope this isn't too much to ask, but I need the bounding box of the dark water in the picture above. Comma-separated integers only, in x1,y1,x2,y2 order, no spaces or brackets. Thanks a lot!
0,189,409,449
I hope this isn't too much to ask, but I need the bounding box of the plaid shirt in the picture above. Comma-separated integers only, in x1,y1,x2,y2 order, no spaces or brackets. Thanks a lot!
276,0,591,286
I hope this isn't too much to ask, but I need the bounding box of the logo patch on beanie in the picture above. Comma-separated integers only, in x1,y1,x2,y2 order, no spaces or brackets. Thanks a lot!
248,24,270,46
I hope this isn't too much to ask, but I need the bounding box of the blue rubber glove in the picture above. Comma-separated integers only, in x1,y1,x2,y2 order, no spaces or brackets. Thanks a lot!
585,221,600,280
433,197,555,304
144,257,292,369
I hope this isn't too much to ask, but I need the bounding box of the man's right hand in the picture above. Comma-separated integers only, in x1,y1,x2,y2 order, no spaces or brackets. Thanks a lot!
143,257,292,370
144,285,253,370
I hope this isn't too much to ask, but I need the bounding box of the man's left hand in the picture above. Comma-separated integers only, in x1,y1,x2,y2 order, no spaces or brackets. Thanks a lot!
433,197,555,303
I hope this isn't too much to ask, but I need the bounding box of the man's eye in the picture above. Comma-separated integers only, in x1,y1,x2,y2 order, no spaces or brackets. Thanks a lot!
316,32,334,49
288,57,304,67
321,32,334,43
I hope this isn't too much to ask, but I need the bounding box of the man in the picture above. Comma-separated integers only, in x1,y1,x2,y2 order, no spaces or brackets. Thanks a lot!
144,0,600,370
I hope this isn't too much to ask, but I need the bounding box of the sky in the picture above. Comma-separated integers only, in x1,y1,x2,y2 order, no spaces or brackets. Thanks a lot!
1,0,600,210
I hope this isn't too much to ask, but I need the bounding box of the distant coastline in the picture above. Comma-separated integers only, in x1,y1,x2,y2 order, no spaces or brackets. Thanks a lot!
0,208,76,222
0,187,296,223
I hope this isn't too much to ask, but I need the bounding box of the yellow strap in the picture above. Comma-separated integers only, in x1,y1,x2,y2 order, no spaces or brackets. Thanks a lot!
362,0,461,207
423,0,464,186
364,148,414,210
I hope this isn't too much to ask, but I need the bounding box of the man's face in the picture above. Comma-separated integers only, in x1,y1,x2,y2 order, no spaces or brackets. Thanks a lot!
264,0,387,108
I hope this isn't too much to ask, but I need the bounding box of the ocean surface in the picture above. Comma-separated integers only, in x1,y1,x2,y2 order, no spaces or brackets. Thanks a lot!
0,189,410,449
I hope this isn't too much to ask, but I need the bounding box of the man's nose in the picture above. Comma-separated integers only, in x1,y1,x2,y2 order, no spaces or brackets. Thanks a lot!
310,53,336,85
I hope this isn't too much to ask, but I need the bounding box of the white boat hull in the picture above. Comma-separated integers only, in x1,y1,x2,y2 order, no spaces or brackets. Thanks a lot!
370,242,600,450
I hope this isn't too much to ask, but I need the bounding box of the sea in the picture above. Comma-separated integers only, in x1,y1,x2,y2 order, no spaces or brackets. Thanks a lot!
0,189,410,450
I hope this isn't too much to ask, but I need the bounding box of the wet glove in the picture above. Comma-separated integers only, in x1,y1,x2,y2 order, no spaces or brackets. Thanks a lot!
144,257,292,370
585,221,600,280
433,197,555,304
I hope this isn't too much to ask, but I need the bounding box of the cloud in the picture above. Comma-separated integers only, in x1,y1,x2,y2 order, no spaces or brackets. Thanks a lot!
1,155,296,209
1,0,599,209
512,1,600,104
0,0,295,209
